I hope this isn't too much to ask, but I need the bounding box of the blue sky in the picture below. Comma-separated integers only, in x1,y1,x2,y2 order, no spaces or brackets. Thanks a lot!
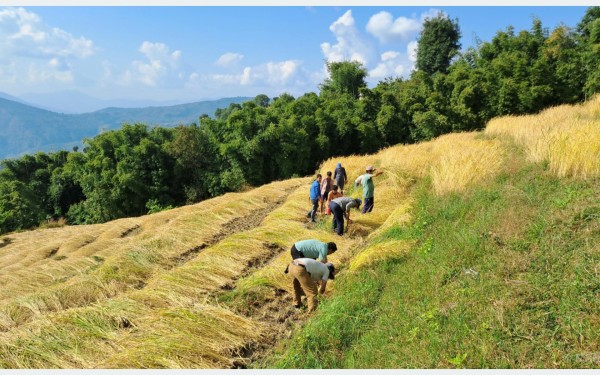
0,6,590,103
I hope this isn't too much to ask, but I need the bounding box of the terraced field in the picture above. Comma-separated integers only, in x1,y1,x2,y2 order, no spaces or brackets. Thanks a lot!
1,97,598,368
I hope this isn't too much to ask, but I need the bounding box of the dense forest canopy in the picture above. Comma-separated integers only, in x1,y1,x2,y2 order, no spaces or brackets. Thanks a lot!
1,8,599,234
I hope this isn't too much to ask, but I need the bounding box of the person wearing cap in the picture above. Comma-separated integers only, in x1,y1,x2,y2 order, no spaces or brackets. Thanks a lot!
360,165,383,213
288,258,337,311
284,239,337,273
329,196,362,236
307,174,322,222
333,163,348,194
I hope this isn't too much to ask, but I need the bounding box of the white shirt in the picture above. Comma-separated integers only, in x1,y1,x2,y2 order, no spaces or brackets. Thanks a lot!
294,258,330,281
354,174,364,186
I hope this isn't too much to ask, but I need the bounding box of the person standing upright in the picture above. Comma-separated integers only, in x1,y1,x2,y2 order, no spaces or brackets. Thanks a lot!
333,163,348,194
307,174,322,222
360,165,383,213
320,171,333,214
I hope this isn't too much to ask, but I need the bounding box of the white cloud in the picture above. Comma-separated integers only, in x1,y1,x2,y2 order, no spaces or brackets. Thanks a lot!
369,50,405,79
232,60,301,86
0,7,94,87
320,10,373,65
240,67,253,85
188,59,304,95
28,62,73,83
361,9,445,83
366,9,445,45
216,52,244,67
49,57,70,72
368,42,419,81
366,11,421,44
0,7,95,59
265,60,300,85
407,41,418,62
122,41,184,87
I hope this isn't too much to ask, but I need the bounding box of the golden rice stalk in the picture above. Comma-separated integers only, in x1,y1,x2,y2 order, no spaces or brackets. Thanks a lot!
486,95,600,179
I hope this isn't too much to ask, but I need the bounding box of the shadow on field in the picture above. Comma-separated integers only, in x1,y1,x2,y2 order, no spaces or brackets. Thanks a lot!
0,237,13,250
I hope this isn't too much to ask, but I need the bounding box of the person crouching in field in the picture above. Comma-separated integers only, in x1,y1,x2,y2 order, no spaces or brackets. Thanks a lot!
329,196,362,236
288,258,336,311
285,239,337,273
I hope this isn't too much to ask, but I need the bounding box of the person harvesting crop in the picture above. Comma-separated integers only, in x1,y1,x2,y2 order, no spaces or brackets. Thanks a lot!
357,165,384,213
329,196,362,236
287,258,336,311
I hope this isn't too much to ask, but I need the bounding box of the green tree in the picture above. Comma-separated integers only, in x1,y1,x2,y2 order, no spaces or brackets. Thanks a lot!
0,180,43,233
416,13,461,75
578,7,600,98
320,61,368,99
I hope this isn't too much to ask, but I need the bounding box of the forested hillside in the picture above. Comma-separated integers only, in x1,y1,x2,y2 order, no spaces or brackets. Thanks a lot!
1,8,599,235
0,97,251,160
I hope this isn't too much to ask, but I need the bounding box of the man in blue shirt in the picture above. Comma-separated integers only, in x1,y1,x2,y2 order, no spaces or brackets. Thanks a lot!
307,174,322,222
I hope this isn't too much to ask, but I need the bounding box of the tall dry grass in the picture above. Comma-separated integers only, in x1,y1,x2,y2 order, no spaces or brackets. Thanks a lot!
0,178,306,331
486,95,600,179
11,99,588,368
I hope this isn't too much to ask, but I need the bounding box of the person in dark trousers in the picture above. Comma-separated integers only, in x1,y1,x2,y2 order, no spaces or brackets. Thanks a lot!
285,239,337,273
329,196,362,236
326,185,343,215
288,258,336,311
333,163,348,194
358,165,383,213
307,174,322,222
320,171,333,214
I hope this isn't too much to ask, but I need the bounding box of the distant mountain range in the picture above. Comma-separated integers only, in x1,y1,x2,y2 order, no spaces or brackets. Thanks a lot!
0,96,251,160
16,90,201,114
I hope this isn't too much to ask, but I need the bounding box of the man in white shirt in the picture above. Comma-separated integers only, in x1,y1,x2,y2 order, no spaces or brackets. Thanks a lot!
288,258,336,312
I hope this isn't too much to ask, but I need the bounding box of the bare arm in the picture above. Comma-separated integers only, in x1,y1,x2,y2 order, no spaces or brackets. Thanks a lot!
319,279,328,295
